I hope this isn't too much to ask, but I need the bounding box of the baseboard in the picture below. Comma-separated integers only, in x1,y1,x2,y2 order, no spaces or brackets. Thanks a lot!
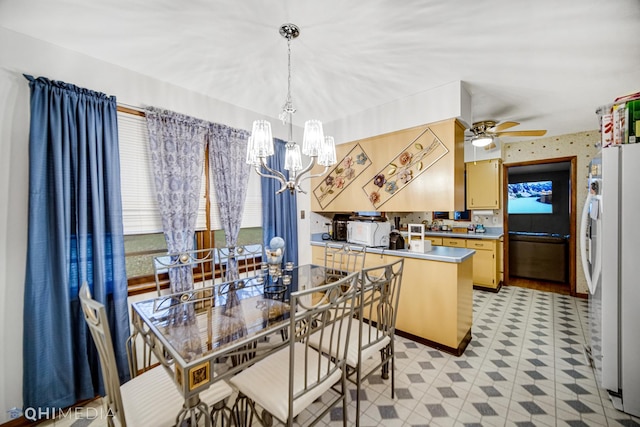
473,280,503,293
395,328,472,357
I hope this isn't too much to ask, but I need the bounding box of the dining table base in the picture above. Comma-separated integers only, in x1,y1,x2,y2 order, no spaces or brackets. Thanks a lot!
176,395,210,427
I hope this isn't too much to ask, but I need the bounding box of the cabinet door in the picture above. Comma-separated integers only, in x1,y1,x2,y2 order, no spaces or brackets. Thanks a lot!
471,248,496,287
466,239,498,289
466,159,501,209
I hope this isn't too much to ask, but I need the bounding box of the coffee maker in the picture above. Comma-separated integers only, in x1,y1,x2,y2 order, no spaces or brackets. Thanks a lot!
389,231,405,250
331,214,350,241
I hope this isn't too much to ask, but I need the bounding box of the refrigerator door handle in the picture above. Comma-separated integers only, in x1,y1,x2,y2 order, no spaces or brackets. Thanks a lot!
580,193,596,294
591,199,602,295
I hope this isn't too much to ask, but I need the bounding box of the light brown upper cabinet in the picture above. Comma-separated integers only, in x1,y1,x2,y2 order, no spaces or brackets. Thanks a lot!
310,118,466,213
466,159,502,209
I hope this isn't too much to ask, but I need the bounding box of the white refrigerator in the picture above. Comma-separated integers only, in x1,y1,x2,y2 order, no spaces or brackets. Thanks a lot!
581,143,640,417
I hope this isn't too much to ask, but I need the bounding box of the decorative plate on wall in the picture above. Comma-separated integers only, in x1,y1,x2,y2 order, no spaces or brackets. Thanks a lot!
313,143,372,209
362,127,449,209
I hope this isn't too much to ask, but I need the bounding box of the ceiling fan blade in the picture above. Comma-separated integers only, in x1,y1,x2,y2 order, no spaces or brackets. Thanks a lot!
492,121,520,132
484,142,497,150
495,130,547,137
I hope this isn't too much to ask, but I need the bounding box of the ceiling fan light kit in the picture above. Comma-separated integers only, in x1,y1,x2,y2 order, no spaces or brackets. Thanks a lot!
471,134,494,147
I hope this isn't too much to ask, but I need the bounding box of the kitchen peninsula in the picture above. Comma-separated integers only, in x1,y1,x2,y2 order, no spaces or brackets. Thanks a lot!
311,235,475,356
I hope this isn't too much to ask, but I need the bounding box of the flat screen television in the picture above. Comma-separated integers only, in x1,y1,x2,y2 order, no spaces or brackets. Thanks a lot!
433,210,471,221
508,180,553,214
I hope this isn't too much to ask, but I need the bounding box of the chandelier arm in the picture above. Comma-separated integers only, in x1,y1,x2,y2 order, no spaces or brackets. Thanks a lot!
275,185,291,195
258,158,288,182
292,156,318,189
297,165,330,183
253,165,284,182
253,163,290,194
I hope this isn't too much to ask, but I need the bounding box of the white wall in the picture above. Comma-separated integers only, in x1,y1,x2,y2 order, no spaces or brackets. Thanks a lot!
326,80,472,145
0,27,295,422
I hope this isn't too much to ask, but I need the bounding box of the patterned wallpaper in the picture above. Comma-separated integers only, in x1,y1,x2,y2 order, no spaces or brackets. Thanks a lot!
503,130,601,295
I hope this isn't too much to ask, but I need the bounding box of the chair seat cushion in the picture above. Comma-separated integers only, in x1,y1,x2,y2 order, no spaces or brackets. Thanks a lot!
230,342,342,423
308,321,390,367
121,366,232,426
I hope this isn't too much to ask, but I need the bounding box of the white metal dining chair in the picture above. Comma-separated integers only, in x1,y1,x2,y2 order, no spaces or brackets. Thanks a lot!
229,271,359,426
153,248,218,295
323,242,367,273
79,282,233,426
216,244,264,280
308,258,404,427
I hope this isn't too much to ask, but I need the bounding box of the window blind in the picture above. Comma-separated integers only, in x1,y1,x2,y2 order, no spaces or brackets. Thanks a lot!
117,111,164,234
207,150,263,229
117,110,261,234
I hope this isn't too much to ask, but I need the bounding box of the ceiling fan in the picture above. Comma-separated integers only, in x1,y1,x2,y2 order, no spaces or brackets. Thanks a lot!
468,120,547,150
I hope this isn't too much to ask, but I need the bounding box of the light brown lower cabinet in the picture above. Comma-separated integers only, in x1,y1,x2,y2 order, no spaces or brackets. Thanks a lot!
442,237,501,291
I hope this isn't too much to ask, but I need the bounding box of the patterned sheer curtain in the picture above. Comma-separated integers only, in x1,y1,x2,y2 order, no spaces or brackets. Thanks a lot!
23,76,130,412
208,123,251,280
145,108,208,292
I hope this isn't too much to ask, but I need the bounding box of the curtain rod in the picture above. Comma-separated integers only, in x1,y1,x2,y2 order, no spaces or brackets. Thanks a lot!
117,102,145,117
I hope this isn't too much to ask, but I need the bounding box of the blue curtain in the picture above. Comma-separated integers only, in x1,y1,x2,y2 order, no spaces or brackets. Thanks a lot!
23,76,130,412
261,138,298,266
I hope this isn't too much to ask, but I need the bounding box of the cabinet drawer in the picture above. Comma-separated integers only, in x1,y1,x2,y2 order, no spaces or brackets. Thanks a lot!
466,239,493,250
427,237,443,246
443,238,466,247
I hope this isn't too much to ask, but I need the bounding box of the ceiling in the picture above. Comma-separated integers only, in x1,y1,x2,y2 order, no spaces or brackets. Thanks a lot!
2,0,640,142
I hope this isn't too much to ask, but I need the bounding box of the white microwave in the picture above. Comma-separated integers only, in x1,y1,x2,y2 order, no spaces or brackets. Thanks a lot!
346,221,391,247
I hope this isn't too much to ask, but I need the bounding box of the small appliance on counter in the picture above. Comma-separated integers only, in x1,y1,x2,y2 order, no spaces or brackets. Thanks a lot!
347,219,390,247
475,224,486,233
388,231,405,250
332,214,350,241
407,223,432,253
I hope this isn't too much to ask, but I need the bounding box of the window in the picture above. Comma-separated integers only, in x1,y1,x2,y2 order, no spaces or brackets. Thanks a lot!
117,107,262,292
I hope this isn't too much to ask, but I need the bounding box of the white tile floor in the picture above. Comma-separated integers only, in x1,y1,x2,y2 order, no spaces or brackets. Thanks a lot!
41,285,640,426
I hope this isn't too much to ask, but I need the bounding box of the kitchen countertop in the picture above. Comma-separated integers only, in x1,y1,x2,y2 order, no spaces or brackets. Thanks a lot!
310,234,475,263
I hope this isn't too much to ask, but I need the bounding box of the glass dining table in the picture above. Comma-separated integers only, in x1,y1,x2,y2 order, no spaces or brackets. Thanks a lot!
130,263,345,425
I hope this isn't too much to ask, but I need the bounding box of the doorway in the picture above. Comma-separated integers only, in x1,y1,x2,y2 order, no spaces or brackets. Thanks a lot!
502,157,577,296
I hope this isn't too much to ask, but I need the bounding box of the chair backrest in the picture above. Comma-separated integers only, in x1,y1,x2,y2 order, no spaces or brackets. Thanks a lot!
286,270,359,420
153,244,264,295
216,244,264,281
323,243,366,273
358,258,404,351
79,282,126,426
153,248,217,295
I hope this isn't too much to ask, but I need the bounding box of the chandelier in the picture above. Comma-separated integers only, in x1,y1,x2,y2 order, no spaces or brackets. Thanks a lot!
245,23,337,195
